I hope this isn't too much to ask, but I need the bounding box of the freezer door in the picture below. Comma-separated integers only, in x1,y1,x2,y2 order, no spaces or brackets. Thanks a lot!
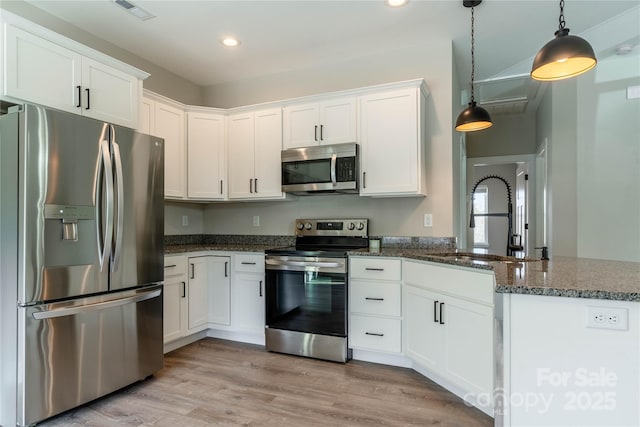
18,286,163,426
109,125,164,290
20,104,111,304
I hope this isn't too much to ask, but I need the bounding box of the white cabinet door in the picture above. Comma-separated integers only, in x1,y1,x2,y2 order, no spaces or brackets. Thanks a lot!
282,102,319,149
4,24,81,114
163,278,186,344
80,57,138,128
283,97,356,149
253,108,283,199
139,97,154,134
228,108,283,200
227,112,255,199
154,101,186,199
232,273,265,334
319,97,357,145
187,111,226,200
187,257,210,332
359,88,423,196
404,284,444,371
208,256,231,326
441,294,494,399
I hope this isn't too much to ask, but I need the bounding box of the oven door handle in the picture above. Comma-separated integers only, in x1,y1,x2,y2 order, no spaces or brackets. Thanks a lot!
266,259,342,269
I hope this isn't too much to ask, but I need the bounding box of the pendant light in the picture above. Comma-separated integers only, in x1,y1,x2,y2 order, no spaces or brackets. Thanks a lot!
531,0,597,81
456,0,492,132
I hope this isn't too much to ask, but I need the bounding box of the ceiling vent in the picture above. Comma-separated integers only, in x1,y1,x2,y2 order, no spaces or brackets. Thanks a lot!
113,0,155,21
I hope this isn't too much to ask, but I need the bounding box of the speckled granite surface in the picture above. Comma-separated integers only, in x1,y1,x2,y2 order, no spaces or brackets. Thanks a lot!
352,249,640,302
164,234,294,254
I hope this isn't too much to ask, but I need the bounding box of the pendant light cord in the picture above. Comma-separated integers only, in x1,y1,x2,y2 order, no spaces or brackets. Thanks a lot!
558,0,566,31
470,6,476,103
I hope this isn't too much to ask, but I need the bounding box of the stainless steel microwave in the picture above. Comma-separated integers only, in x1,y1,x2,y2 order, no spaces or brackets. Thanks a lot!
281,143,358,195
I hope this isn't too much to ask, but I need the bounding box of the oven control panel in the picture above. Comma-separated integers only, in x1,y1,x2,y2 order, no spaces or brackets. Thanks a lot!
294,218,368,237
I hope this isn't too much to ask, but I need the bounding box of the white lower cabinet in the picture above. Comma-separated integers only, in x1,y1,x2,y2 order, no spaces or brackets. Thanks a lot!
403,260,495,415
187,255,230,332
163,255,188,344
231,253,265,336
349,257,403,355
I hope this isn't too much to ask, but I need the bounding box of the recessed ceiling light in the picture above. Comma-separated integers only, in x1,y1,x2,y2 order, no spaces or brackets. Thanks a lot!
221,37,241,47
386,0,408,7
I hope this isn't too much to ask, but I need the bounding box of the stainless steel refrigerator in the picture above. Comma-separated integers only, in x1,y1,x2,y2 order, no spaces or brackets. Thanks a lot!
0,103,165,426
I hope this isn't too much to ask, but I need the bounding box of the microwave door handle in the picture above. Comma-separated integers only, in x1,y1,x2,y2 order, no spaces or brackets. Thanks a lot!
330,153,337,186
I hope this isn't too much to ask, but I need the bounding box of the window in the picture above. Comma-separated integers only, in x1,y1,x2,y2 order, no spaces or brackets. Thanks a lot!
473,185,489,247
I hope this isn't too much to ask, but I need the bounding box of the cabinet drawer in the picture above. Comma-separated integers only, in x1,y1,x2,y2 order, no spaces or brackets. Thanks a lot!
234,253,265,273
351,280,401,317
350,257,401,281
164,255,187,277
350,315,401,353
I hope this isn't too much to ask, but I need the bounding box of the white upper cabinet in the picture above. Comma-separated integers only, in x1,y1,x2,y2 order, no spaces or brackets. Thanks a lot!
142,94,186,199
282,96,357,149
228,107,284,200
186,110,226,200
359,83,427,197
2,16,145,129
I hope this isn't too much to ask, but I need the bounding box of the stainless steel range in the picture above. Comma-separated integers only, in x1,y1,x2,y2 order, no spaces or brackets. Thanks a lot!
265,218,369,362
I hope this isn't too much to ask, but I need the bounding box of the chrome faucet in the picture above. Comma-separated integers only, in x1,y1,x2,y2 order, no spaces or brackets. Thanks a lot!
469,175,524,257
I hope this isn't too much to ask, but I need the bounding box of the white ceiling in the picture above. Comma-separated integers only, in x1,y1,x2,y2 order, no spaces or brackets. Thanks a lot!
22,0,640,109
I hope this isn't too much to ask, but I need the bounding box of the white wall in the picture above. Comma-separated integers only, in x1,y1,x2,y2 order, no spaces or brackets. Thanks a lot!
466,115,537,158
165,202,204,235
202,40,456,238
536,53,640,262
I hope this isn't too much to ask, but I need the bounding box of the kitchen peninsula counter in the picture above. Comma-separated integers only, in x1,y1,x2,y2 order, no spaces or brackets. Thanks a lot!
352,249,640,302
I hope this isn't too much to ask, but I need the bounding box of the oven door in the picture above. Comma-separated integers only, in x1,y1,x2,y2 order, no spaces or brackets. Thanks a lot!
265,256,347,337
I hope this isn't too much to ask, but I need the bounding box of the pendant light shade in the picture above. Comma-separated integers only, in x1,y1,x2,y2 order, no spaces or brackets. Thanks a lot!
455,101,493,132
531,1,597,81
456,1,492,133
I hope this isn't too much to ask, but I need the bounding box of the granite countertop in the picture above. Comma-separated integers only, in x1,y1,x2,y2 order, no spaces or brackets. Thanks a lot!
164,235,640,302
352,249,640,302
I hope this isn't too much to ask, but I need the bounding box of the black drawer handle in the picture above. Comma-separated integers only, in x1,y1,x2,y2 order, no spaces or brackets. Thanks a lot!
365,297,384,301
434,300,439,323
365,267,384,272
85,88,90,110
439,302,445,325
190,263,195,279
181,281,186,298
164,264,177,268
365,332,384,337
224,261,228,277
76,85,82,108
241,262,257,265
259,280,263,297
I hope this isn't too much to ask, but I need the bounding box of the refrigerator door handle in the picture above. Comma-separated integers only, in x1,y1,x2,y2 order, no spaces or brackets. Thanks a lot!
96,136,114,271
32,288,161,320
111,129,125,272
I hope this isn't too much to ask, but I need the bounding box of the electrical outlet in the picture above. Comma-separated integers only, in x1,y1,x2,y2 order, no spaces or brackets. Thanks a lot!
253,215,260,227
182,215,189,227
586,306,628,331
423,213,433,227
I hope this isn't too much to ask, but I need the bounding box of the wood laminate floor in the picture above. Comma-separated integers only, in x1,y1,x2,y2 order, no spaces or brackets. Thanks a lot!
41,338,493,426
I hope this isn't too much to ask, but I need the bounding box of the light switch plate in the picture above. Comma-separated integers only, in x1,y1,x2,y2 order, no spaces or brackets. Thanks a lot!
423,213,433,227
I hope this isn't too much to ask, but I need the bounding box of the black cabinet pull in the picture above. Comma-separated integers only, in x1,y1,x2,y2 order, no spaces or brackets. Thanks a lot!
164,264,177,269
181,281,186,298
433,300,439,323
241,262,257,265
320,124,324,140
365,267,384,272
365,297,384,301
76,85,82,108
255,178,258,193
363,171,367,189
190,263,195,279
259,280,263,297
85,88,90,110
220,179,223,195
224,261,228,277
314,125,318,141
365,332,384,337
439,302,445,325
249,179,253,193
